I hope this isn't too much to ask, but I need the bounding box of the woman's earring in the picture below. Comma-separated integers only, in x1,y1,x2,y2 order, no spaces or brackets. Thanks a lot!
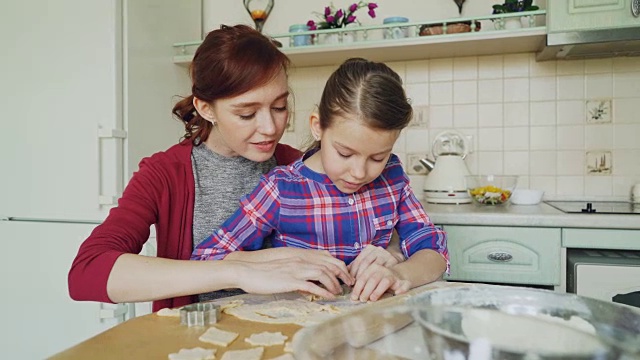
313,133,320,141
212,120,217,126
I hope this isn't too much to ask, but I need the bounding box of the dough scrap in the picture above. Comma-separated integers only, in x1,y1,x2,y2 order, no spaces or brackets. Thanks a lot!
219,299,244,311
157,308,181,317
283,341,293,353
167,347,216,360
198,326,239,347
224,299,343,325
220,347,264,360
245,331,288,346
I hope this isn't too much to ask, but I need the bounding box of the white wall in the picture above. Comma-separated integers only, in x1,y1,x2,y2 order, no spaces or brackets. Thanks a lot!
202,0,542,36
201,1,640,200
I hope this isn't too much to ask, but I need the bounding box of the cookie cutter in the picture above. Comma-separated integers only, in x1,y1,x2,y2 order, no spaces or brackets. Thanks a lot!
180,303,221,327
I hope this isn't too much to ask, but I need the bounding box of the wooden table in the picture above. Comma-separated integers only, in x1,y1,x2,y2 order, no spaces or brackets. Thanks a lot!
50,282,463,359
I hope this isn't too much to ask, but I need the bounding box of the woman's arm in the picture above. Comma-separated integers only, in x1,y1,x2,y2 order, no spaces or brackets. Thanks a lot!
225,248,354,286
107,254,343,302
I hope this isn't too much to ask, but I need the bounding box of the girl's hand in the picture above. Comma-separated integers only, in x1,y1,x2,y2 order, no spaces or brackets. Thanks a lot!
235,258,347,299
349,263,411,302
347,244,401,279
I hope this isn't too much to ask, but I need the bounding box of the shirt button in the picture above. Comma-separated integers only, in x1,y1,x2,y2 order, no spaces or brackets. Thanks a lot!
386,220,393,226
348,198,354,205
354,242,360,250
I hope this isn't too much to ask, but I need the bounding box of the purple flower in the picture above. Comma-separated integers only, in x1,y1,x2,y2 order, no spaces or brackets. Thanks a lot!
306,20,317,30
311,2,378,29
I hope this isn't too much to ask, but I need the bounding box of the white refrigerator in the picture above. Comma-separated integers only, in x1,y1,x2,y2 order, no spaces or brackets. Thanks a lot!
0,0,201,358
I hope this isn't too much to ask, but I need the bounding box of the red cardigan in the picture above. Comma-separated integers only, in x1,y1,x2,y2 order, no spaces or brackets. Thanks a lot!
68,140,301,311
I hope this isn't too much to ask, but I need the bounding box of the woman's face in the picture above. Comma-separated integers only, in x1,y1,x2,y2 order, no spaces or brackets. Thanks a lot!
202,69,289,162
307,114,400,194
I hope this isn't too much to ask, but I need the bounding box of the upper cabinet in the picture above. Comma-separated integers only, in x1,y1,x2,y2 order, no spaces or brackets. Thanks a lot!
547,0,640,32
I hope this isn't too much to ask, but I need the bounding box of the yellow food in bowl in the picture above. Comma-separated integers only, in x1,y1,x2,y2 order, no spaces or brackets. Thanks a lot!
468,185,512,205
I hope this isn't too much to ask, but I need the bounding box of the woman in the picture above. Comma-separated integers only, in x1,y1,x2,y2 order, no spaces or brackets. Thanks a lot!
68,25,355,312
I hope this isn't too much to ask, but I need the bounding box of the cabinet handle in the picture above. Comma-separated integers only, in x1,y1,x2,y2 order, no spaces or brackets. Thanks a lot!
487,251,513,262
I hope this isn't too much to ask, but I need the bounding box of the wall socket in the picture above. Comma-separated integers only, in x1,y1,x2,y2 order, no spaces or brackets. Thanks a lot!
409,105,429,128
406,153,429,175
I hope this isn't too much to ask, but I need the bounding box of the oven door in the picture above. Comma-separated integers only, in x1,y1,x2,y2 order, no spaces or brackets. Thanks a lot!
568,249,640,308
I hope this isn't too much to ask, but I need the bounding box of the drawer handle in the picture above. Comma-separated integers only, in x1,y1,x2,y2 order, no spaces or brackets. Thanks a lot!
487,252,513,262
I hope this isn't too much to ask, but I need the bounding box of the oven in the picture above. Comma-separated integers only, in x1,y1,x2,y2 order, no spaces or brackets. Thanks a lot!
567,249,640,309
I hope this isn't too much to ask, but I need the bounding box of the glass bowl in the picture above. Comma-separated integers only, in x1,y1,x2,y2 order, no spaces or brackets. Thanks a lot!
292,285,640,360
466,175,518,205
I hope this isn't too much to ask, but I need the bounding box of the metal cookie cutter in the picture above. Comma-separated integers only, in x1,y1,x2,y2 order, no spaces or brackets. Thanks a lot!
180,303,221,327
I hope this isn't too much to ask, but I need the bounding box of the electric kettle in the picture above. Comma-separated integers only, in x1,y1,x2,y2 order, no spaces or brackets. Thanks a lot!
421,130,472,204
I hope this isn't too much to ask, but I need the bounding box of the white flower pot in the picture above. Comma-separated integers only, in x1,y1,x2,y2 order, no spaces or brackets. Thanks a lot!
319,31,355,45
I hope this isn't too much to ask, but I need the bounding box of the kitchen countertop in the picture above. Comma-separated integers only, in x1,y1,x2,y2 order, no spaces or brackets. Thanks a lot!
420,201,640,230
49,282,465,360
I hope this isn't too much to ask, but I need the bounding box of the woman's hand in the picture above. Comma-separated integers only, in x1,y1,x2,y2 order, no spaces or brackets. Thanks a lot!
349,263,411,302
233,258,348,299
226,247,354,286
348,244,401,279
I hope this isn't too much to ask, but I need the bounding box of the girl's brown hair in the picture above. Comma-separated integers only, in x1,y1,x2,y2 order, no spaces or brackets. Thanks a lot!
316,57,412,137
172,25,290,144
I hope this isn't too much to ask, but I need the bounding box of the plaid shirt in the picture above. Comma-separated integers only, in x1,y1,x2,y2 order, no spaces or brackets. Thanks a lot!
192,152,448,267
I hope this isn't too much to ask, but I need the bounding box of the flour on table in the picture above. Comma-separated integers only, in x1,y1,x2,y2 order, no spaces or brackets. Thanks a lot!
224,299,343,325
219,299,244,311
245,331,288,346
267,353,295,360
461,309,605,355
167,347,215,360
198,326,239,347
283,341,293,353
157,308,181,317
220,347,264,360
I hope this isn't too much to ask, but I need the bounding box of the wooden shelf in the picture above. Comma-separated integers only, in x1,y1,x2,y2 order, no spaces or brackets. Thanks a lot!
173,11,548,68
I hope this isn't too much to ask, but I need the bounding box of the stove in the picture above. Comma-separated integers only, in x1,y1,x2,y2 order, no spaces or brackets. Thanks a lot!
545,201,640,214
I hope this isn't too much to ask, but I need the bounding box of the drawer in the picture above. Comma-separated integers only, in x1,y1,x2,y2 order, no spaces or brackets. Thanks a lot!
563,229,640,250
443,225,561,286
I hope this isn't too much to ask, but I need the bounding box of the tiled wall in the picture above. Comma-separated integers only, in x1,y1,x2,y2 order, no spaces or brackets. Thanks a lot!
283,54,640,200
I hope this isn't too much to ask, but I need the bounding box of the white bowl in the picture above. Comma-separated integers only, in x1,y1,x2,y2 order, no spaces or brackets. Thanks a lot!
510,189,544,205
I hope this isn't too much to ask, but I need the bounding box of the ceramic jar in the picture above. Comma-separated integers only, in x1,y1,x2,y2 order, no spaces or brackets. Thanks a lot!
288,24,312,47
383,17,410,39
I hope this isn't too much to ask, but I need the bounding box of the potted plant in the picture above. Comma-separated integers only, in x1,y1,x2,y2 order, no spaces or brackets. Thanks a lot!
306,1,378,44
491,0,539,30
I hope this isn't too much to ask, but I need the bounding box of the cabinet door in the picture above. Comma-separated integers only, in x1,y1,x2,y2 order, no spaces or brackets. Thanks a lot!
548,0,640,32
0,221,123,359
0,0,122,221
444,225,562,286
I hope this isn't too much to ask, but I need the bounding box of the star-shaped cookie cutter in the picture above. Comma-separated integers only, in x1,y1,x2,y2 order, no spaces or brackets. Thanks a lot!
180,303,221,327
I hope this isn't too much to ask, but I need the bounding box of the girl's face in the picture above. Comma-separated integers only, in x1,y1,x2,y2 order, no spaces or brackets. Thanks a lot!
199,69,289,162
307,114,400,194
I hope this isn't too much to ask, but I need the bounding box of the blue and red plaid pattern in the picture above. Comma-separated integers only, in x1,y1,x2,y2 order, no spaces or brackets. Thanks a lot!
192,152,449,268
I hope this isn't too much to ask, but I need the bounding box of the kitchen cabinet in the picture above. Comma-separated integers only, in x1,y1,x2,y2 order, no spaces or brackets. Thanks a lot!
547,0,640,32
1,0,200,358
442,225,562,286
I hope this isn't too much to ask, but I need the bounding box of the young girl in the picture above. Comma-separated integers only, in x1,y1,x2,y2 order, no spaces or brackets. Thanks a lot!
192,58,448,302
